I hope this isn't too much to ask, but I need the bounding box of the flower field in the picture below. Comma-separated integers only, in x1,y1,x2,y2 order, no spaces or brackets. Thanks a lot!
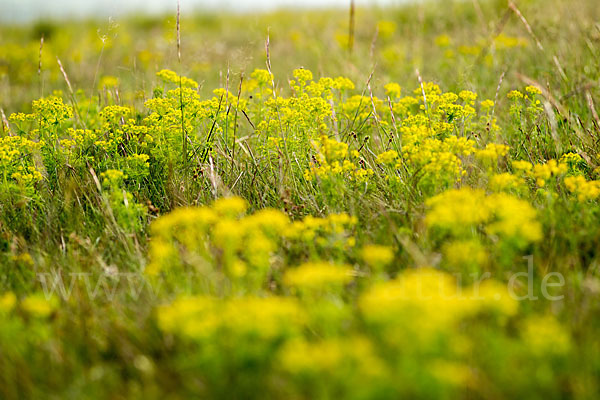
1,0,600,398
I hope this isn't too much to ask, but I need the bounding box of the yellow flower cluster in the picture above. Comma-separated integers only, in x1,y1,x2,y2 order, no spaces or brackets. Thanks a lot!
384,82,402,99
156,68,198,88
443,239,489,272
375,149,399,166
21,294,58,318
522,315,571,356
508,90,524,100
489,172,526,192
0,135,43,189
292,68,313,85
0,292,57,318
360,244,394,270
100,169,125,184
0,292,16,314
564,175,600,202
255,74,332,142
360,268,518,343
284,262,354,292
511,159,569,187
476,143,509,163
285,212,357,248
31,96,73,131
401,125,476,187
305,134,374,183
250,68,273,85
279,335,384,383
373,80,490,190
158,296,305,341
147,197,358,290
532,160,568,187
426,188,542,246
494,33,528,49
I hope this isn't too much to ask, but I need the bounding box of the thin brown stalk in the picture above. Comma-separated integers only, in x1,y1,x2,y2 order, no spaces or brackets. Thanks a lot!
367,78,387,145
386,96,400,150
491,70,506,123
57,57,84,128
516,74,566,115
553,55,568,82
224,66,231,153
542,100,561,153
90,34,107,99
177,0,181,63
265,30,294,188
585,90,600,131
57,57,74,96
415,68,432,131
231,73,243,173
474,7,511,65
330,98,339,140
341,66,376,138
176,0,187,173
508,1,544,51
265,31,275,97
0,108,10,136
471,0,487,31
516,73,591,146
38,35,44,97
369,26,378,61
509,2,568,83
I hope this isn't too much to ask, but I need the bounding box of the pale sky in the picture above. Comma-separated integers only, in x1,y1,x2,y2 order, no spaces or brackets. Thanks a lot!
1,0,409,23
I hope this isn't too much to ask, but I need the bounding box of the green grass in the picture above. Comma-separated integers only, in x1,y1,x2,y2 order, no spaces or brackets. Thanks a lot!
0,0,600,398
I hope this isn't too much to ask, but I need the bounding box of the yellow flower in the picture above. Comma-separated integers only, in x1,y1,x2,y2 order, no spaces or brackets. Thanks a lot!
376,20,397,38
361,244,394,269
156,69,198,88
508,90,524,100
435,34,451,47
531,159,567,186
490,172,525,192
426,188,491,231
21,294,57,317
384,82,402,99
212,196,247,217
100,169,126,185
0,292,17,314
333,76,355,91
475,143,509,162
250,68,273,85
360,268,518,345
481,99,494,109
292,68,313,85
442,240,488,270
522,315,571,355
525,85,542,95
427,188,542,245
564,175,600,201
279,336,385,379
157,296,305,340
376,150,399,166
98,75,119,89
512,160,532,169
429,360,471,386
284,262,354,290
459,90,477,104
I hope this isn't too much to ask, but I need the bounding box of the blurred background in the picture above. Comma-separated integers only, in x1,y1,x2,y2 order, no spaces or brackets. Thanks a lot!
0,0,596,124
2,0,403,23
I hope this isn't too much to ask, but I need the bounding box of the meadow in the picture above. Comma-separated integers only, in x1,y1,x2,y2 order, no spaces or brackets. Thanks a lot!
0,0,600,398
